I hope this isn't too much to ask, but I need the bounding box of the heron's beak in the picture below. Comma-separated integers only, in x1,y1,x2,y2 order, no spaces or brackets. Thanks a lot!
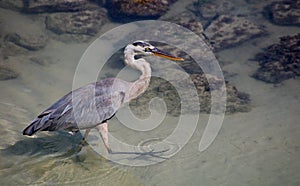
152,48,183,61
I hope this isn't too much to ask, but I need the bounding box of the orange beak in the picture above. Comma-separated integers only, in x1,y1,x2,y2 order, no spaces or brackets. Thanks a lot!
151,48,184,61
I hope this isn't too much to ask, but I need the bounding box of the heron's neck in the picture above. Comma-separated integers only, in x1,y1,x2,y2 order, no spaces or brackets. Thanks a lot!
124,50,151,100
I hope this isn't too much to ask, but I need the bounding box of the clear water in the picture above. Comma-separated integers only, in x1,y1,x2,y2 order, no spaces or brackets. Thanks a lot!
0,0,299,185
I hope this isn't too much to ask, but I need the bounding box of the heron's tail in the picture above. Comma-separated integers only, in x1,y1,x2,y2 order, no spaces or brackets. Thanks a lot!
23,118,40,136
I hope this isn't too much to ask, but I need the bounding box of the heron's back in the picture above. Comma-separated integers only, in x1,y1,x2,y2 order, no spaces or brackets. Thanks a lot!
23,78,131,135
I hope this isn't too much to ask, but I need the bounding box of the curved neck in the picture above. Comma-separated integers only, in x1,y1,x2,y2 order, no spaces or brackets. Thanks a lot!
124,48,151,100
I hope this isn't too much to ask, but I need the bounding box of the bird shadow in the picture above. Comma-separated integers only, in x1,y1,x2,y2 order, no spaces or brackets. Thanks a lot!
1,132,169,163
0,132,82,157
109,149,169,160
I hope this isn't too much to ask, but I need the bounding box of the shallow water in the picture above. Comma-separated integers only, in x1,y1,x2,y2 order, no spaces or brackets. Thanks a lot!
0,0,300,185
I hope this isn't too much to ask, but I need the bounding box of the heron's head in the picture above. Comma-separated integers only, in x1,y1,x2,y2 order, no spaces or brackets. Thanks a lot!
126,40,183,61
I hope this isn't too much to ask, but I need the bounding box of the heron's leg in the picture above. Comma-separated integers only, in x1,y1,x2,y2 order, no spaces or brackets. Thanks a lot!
96,122,112,153
83,129,91,141
78,129,91,150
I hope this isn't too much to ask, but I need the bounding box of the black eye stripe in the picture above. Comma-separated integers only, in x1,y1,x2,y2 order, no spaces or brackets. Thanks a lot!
132,41,150,47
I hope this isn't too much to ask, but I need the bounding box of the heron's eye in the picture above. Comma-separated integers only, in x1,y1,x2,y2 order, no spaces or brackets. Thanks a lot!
145,47,150,52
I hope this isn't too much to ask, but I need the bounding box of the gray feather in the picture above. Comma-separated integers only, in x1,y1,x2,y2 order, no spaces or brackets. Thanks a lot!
23,78,130,135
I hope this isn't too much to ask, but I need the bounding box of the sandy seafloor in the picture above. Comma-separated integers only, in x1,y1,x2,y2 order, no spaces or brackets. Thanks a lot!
0,0,299,185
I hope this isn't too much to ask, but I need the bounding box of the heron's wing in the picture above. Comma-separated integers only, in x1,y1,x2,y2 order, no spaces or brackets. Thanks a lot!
23,78,129,135
64,84,126,129
23,89,76,135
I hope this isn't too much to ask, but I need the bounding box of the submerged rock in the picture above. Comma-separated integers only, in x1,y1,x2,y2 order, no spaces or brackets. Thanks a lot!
45,9,108,36
130,74,251,117
28,56,51,66
253,34,300,83
191,74,251,114
0,103,30,148
162,11,203,36
1,41,29,58
193,0,234,20
4,32,48,51
23,0,98,13
108,0,177,20
0,0,23,11
265,0,300,26
0,65,18,80
204,15,265,50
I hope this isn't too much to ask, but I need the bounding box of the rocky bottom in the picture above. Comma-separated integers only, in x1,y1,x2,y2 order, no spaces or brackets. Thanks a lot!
130,74,251,117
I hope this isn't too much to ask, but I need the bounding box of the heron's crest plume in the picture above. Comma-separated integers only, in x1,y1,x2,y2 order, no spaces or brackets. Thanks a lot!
125,40,183,61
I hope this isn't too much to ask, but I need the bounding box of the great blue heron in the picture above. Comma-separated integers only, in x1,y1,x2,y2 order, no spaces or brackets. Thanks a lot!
23,40,183,153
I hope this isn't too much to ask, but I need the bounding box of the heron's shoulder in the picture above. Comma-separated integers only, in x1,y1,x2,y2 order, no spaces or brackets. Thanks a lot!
94,78,130,89
96,78,128,85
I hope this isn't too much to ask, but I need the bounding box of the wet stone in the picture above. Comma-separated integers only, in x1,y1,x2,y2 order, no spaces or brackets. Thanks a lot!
193,0,234,20
130,74,251,117
204,15,265,50
4,32,48,51
265,0,300,26
0,102,31,149
1,42,29,58
191,74,251,114
108,0,177,20
45,9,108,36
253,33,300,83
23,0,98,13
162,11,203,36
0,65,18,80
28,56,52,66
0,0,23,11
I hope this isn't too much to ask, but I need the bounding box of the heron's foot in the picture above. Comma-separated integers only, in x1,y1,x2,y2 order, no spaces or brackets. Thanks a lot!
80,138,88,145
77,129,91,151
104,142,112,154
107,147,112,154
